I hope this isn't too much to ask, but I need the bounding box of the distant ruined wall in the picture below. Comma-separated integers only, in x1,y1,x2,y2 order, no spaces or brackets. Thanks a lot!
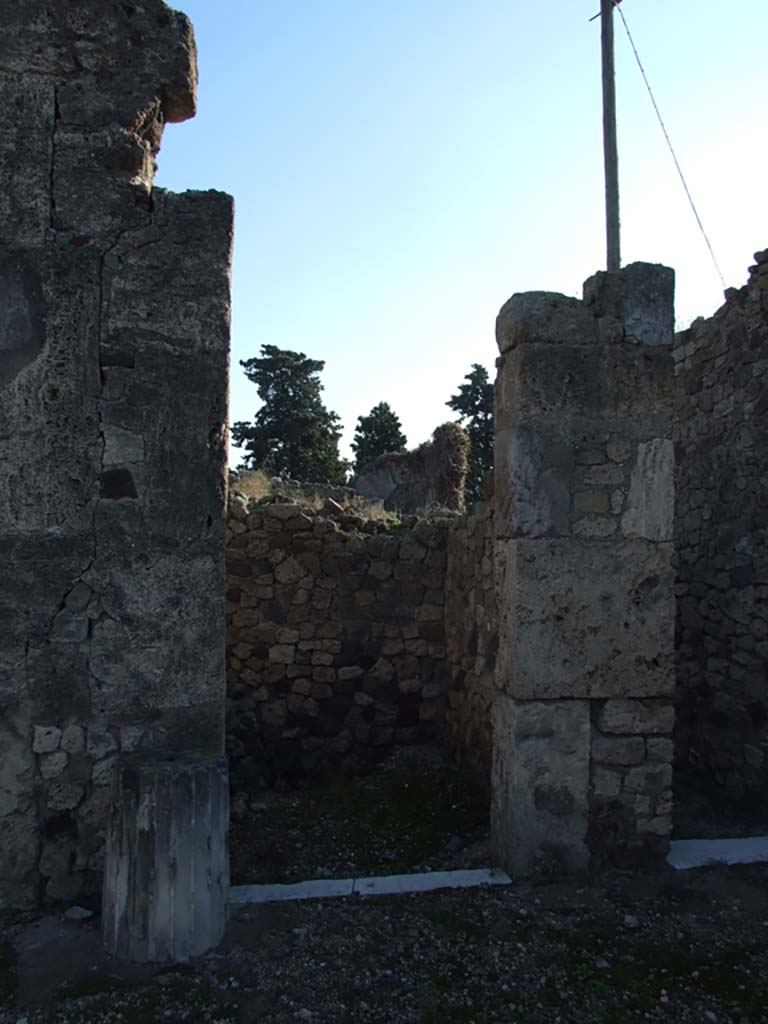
225,495,452,788
354,423,470,513
445,498,497,782
0,1,232,910
674,249,768,799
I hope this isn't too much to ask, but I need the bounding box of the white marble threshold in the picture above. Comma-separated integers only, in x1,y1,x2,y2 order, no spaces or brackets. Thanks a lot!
229,838,768,906
667,835,768,870
230,868,512,906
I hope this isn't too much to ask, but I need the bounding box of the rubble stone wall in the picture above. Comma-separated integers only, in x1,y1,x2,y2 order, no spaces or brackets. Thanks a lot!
0,1,232,911
445,499,497,781
225,496,453,788
674,250,768,798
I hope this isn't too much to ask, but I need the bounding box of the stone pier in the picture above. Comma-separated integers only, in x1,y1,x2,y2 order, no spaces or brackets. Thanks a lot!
491,263,675,875
0,0,232,914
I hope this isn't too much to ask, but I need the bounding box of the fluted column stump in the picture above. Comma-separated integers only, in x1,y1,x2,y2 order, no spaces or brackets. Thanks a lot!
102,752,229,962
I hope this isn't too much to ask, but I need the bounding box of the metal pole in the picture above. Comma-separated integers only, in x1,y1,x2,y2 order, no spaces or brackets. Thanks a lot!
601,0,620,272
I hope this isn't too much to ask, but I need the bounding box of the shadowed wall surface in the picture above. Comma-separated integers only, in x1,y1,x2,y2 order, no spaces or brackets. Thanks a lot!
674,250,768,802
0,0,232,910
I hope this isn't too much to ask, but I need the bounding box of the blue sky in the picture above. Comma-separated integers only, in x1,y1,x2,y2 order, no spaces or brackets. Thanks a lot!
156,0,767,464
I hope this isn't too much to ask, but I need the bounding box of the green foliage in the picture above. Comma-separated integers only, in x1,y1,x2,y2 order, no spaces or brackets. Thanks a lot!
446,363,494,505
351,401,407,471
232,345,348,484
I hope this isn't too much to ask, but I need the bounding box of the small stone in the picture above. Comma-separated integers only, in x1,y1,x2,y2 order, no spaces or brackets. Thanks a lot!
64,581,92,612
595,957,610,969
269,644,295,665
40,751,68,779
598,700,674,735
337,666,364,682
623,914,640,929
64,905,94,921
86,727,118,759
47,782,85,811
119,726,145,752
573,492,610,514
91,756,118,787
60,724,85,754
33,725,61,754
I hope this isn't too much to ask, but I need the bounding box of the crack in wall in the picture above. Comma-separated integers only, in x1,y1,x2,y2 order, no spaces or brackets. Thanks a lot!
47,86,60,236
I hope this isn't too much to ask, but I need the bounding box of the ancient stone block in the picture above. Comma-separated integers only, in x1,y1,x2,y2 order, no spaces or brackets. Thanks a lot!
491,697,590,876
495,539,674,700
598,700,675,735
583,263,675,347
591,736,645,766
496,292,597,352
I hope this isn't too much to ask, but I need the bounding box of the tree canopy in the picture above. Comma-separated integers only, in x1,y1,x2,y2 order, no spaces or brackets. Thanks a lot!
232,345,348,484
446,363,494,505
351,402,407,472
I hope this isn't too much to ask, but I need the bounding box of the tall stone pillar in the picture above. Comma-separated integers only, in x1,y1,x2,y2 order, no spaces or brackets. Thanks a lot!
0,0,232,917
491,263,675,876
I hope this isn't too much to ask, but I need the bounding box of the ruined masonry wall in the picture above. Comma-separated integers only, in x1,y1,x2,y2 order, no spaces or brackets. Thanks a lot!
0,1,233,911
674,250,768,798
445,499,497,781
226,497,454,786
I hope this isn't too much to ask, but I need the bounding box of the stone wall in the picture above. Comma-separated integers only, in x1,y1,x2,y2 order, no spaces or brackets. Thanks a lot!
674,249,768,799
445,498,497,781
0,1,232,910
225,494,454,788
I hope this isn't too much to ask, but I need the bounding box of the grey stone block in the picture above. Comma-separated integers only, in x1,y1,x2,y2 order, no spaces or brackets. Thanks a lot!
491,697,590,876
495,539,674,700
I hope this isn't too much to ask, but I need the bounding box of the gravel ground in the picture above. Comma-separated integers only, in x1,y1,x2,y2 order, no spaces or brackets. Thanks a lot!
3,749,768,1024
2,863,768,1024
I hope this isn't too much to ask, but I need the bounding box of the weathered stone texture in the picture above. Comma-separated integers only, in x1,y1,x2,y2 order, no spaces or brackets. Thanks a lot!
491,698,591,876
445,497,497,779
102,753,229,963
494,538,674,700
491,263,675,875
0,0,232,911
674,249,768,799
226,495,454,787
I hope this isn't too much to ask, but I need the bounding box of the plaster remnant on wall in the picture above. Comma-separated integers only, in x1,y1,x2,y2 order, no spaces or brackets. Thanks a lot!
621,438,674,541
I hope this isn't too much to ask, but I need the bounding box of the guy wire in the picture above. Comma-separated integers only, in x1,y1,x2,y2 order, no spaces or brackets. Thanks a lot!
615,4,727,289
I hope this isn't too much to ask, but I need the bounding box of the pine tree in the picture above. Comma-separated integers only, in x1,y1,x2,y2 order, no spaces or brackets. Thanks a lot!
446,363,494,505
351,402,407,472
232,345,348,484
